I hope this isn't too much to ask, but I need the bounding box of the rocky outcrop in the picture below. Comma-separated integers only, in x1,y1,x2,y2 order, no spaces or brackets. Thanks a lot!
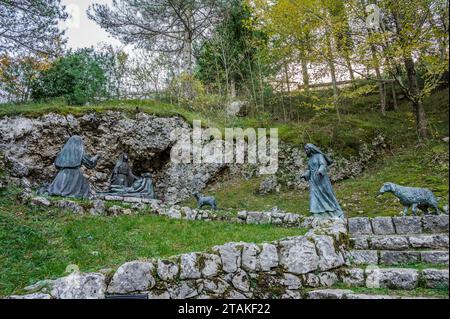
0,112,223,204
0,112,387,204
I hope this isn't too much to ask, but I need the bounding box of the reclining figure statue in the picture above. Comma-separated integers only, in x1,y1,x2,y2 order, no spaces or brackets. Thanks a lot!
100,153,155,199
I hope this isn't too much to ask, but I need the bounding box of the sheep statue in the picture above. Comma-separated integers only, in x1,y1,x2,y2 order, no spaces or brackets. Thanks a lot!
193,192,217,210
377,182,441,216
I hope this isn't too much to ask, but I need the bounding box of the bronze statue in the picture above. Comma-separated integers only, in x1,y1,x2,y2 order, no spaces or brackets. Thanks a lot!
47,136,100,199
101,153,155,199
301,143,344,219
110,153,137,188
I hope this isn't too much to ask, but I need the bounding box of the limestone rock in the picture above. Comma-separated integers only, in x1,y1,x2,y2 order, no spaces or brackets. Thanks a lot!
257,243,278,271
30,196,51,207
281,273,302,290
307,289,353,299
157,259,179,281
421,269,449,289
422,215,449,233
340,268,365,286
107,261,155,294
346,250,378,265
420,251,449,265
379,251,420,265
408,234,449,249
241,243,260,272
279,237,319,274
318,272,338,287
90,199,106,215
231,269,250,292
51,272,106,299
180,253,202,279
246,211,271,225
370,236,409,250
366,268,419,290
348,217,372,235
201,253,221,278
392,216,422,234
213,243,241,273
371,217,395,235
304,273,320,288
148,290,171,299
56,200,84,214
312,235,345,271
168,280,199,299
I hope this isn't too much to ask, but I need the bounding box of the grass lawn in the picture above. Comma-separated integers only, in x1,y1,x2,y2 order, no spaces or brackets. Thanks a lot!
0,188,307,297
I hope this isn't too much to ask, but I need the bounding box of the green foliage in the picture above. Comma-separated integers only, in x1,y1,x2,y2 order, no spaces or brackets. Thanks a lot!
31,49,107,105
195,0,271,102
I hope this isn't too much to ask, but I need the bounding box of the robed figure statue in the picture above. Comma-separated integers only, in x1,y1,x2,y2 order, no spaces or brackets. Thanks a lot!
110,153,137,188
103,153,155,199
301,143,345,219
47,136,100,199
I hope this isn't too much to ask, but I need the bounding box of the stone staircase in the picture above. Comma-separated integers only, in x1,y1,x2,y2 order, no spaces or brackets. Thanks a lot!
347,215,449,266
308,215,449,299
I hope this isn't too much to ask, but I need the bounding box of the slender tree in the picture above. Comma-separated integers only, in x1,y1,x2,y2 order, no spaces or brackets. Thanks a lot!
0,0,67,56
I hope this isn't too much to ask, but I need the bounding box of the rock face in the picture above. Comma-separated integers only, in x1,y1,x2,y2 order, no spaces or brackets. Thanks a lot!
0,112,223,204
0,112,386,203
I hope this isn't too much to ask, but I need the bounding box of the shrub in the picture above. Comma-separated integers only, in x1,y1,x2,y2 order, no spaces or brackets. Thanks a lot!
31,50,107,105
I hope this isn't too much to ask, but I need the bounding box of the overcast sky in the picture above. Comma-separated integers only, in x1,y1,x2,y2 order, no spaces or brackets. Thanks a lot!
60,0,122,50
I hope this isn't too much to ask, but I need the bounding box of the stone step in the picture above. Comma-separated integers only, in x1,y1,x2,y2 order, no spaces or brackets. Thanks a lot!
347,249,449,266
338,267,449,290
350,233,449,251
348,215,449,236
306,289,446,299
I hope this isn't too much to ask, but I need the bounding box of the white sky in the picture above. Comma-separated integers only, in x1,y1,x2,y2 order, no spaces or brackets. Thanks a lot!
60,0,122,50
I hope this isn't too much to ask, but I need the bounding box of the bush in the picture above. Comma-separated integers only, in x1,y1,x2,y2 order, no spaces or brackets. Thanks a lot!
31,50,107,105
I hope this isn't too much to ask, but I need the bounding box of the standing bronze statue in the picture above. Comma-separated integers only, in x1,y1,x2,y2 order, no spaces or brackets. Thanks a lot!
47,135,100,199
301,143,345,219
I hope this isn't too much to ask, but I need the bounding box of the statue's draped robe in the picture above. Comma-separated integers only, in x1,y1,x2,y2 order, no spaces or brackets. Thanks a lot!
102,155,155,199
304,153,344,219
47,136,98,199
110,156,136,187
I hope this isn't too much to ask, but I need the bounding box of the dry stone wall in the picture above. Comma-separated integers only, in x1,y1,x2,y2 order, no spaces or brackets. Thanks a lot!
7,215,449,299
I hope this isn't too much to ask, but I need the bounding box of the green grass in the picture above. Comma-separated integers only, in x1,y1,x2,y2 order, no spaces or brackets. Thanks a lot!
330,283,448,299
2,89,448,158
0,187,306,297
183,140,449,218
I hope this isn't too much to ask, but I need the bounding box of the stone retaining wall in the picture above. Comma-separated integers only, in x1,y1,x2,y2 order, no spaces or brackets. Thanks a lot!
8,219,348,299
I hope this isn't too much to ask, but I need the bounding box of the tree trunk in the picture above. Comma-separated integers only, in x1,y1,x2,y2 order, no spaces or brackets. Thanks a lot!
299,49,310,92
404,55,429,138
391,81,398,111
325,31,341,123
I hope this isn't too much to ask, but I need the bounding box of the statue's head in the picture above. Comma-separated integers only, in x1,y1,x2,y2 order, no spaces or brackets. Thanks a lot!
122,153,129,162
378,182,395,195
304,143,318,157
193,192,201,200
